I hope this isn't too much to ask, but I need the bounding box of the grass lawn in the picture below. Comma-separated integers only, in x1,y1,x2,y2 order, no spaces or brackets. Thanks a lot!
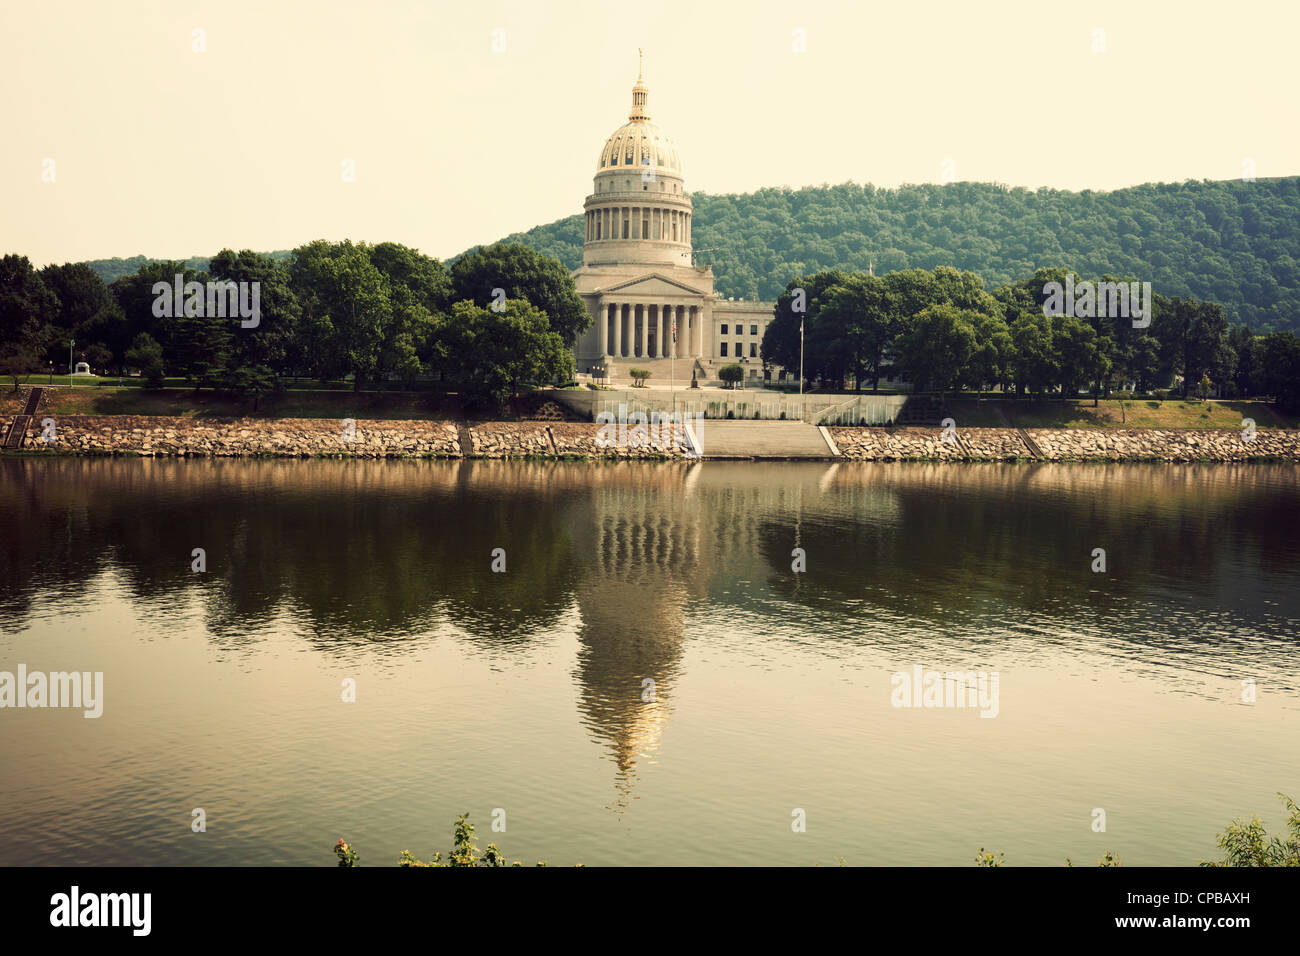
0,383,579,422
942,398,1297,429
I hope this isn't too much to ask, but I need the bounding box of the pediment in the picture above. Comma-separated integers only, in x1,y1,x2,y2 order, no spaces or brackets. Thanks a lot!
598,273,706,298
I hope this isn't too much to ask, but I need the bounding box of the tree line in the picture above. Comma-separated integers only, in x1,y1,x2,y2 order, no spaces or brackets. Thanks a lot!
0,242,590,405
760,266,1300,410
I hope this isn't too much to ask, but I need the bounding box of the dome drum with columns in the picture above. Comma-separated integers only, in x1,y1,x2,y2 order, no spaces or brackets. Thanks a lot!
571,55,777,385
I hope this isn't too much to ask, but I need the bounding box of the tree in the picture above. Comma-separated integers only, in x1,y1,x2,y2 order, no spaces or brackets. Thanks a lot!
108,260,199,368
441,299,572,405
761,270,848,379
209,249,302,392
1054,314,1109,403
1259,331,1300,412
0,255,58,387
718,364,744,389
1227,324,1261,396
125,332,165,388
818,274,892,392
1009,311,1056,397
451,243,589,343
290,241,391,390
81,342,113,373
968,312,1014,393
891,304,976,398
629,368,651,387
38,262,125,368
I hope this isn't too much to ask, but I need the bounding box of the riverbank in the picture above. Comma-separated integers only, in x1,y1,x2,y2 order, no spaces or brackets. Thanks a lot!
4,413,1300,461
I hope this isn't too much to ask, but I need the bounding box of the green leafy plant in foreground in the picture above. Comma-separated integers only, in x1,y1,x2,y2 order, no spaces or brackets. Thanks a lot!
984,793,1298,867
336,813,567,868
1199,793,1300,867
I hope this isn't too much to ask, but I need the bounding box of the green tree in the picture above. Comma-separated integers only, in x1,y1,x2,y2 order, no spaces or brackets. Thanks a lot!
443,299,572,405
209,249,301,394
0,255,58,389
718,363,744,388
290,240,392,390
892,304,977,398
39,262,125,369
451,243,589,343
1010,311,1057,398
124,332,165,388
1259,331,1300,412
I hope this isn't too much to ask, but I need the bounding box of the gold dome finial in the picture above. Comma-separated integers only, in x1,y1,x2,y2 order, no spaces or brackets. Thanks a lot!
629,50,650,121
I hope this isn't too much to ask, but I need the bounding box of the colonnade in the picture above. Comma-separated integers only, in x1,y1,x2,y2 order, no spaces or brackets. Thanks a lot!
597,302,703,359
585,206,691,244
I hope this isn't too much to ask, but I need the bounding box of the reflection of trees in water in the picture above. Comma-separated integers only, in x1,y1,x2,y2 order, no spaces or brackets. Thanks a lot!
754,462,1300,672
0,458,582,650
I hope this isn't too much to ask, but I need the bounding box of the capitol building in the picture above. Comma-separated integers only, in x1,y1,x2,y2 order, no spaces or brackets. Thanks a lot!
571,57,777,385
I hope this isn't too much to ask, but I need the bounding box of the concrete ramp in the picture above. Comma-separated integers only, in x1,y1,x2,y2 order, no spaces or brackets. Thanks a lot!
693,419,837,459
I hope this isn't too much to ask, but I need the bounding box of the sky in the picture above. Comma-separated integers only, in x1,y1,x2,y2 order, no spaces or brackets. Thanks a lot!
2,0,1297,267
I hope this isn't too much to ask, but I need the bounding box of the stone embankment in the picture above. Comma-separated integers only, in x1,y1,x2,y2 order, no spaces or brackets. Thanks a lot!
3,415,1299,461
0,415,696,459
827,426,1300,461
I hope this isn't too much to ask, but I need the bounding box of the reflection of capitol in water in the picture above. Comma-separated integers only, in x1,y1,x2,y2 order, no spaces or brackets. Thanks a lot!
570,469,706,809
563,463,870,807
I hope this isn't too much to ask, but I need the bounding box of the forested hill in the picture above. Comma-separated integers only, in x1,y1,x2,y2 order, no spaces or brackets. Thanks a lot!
497,177,1300,333
82,250,292,285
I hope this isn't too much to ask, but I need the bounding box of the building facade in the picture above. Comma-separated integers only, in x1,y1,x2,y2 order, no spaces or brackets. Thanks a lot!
571,58,777,385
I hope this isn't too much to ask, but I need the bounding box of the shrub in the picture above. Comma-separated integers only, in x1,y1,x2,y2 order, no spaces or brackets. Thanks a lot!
718,364,744,388
629,368,651,387
334,814,572,867
1200,793,1300,867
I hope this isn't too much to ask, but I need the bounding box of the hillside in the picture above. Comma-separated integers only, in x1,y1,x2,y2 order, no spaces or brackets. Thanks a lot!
82,250,292,284
498,177,1300,333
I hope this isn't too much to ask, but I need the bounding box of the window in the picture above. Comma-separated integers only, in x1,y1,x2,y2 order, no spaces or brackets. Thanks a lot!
751,325,758,336
735,342,741,357
749,343,757,357
720,342,728,357
720,324,728,334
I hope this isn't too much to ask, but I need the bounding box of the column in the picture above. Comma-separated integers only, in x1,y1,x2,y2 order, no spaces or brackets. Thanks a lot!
598,302,608,356
670,306,678,359
638,304,648,358
613,303,623,358
695,306,704,358
659,306,668,358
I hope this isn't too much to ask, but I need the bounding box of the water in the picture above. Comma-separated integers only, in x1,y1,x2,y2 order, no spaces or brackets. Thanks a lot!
1,457,1297,866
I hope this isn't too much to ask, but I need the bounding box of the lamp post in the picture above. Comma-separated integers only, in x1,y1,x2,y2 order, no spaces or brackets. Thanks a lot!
798,318,805,416
69,339,74,387
47,361,52,385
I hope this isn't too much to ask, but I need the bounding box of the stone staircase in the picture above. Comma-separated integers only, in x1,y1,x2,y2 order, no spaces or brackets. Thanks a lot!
693,419,836,459
2,386,43,449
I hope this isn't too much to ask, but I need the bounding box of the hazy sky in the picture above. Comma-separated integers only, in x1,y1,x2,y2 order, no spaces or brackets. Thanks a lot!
3,0,1297,267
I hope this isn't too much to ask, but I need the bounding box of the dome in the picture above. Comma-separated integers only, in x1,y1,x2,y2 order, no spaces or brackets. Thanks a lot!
596,60,682,176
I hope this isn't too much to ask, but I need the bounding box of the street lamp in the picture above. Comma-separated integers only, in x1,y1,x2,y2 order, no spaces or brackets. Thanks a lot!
799,317,805,405
69,339,74,387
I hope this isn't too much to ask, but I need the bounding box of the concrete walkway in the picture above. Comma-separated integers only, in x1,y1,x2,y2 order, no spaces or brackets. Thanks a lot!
693,419,837,459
